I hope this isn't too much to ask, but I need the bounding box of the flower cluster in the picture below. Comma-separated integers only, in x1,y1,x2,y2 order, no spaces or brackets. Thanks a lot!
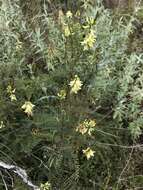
66,10,73,18
57,89,66,100
60,10,96,51
7,85,17,101
83,147,95,160
21,101,35,117
16,40,22,50
76,119,96,136
40,181,51,190
0,121,5,129
83,17,95,29
7,85,35,117
76,119,96,160
69,75,83,94
81,29,96,50
59,10,73,37
63,25,71,37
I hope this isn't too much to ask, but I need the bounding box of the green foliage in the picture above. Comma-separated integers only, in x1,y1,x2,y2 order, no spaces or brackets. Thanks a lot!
0,0,143,189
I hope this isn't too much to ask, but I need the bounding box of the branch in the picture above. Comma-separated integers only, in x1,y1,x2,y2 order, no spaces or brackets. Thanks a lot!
0,161,40,190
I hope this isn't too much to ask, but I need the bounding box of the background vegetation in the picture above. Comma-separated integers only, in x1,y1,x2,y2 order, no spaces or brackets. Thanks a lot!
0,0,143,189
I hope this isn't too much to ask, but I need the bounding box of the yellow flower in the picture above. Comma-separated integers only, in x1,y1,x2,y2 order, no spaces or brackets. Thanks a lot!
7,85,17,101
63,25,71,37
86,17,95,25
69,75,83,94
76,124,88,135
21,101,35,116
10,94,17,101
75,10,80,17
66,10,72,18
40,181,51,190
0,121,5,129
7,85,12,94
7,85,16,94
88,119,96,127
57,89,66,100
83,119,96,136
81,30,96,50
88,120,96,135
15,39,22,51
76,119,96,136
83,17,95,29
83,147,95,160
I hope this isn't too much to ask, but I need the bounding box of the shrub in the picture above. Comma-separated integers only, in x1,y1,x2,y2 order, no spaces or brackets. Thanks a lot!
0,0,143,189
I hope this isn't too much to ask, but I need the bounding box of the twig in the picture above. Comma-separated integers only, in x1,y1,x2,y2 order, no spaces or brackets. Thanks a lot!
116,147,134,189
0,171,8,190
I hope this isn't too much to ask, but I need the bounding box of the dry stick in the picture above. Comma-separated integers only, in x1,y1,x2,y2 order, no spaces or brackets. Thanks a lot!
0,161,40,190
116,147,134,189
95,142,143,149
